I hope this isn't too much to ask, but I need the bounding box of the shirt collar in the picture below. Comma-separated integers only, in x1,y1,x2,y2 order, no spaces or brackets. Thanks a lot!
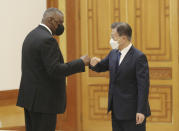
39,23,52,35
120,43,132,55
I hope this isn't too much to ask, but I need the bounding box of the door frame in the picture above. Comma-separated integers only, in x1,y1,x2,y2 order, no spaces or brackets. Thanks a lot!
47,0,80,130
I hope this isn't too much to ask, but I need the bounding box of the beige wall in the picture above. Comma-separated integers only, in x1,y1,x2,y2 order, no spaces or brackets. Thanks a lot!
0,0,46,91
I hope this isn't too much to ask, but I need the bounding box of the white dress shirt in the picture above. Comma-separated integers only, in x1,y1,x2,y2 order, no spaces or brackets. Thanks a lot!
118,43,132,65
39,23,52,35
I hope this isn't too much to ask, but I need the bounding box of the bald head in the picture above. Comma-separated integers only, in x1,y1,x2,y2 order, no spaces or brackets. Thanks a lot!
42,8,64,35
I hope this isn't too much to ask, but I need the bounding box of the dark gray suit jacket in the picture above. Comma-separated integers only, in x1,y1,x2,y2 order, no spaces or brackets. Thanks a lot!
17,25,85,114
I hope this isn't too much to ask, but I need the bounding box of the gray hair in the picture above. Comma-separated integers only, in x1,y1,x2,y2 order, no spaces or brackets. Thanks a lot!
42,8,63,21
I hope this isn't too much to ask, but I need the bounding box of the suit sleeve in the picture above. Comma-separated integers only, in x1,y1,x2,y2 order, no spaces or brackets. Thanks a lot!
89,51,111,72
41,38,85,78
136,54,150,115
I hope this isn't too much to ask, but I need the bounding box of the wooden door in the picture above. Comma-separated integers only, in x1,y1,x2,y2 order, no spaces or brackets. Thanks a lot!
78,0,179,131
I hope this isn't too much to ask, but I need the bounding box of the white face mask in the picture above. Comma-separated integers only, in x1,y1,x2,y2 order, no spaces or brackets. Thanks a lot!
109,38,119,49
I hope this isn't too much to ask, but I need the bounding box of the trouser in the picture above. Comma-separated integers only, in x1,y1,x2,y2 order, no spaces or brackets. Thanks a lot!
112,113,146,131
24,108,57,131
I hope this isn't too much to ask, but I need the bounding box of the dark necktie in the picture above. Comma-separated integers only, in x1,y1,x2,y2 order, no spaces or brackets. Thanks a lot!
115,51,121,73
117,51,121,66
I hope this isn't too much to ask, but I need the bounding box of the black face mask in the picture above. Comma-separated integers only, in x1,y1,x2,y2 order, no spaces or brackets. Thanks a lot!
55,24,64,36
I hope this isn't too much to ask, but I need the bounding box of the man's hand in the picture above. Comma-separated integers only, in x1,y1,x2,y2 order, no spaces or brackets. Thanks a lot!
90,57,101,66
136,113,145,125
80,55,91,66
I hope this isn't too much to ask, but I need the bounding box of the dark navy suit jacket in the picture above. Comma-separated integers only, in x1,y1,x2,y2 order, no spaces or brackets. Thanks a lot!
90,46,151,120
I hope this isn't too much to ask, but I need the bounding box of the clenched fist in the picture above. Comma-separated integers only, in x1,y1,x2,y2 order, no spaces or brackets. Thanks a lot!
136,113,145,125
90,57,101,66
80,55,91,66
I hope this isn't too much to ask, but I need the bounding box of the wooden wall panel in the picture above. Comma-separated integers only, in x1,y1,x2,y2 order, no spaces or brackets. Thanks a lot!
0,90,25,130
47,0,59,42
47,0,58,8
148,85,172,122
87,85,172,123
88,0,119,57
132,0,171,61
88,85,110,121
150,67,172,80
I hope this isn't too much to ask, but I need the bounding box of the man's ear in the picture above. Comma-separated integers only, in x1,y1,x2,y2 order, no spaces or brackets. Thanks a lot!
47,17,53,25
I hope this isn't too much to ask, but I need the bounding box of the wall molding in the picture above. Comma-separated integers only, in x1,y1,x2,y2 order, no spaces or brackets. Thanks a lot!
0,89,18,106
